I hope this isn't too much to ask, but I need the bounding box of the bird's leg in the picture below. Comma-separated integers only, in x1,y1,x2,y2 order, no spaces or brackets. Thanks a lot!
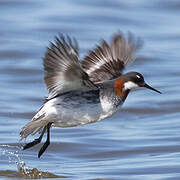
23,125,47,150
38,122,52,158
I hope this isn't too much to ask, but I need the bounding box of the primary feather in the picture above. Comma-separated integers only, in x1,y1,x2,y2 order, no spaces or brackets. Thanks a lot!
82,32,143,83
43,35,97,100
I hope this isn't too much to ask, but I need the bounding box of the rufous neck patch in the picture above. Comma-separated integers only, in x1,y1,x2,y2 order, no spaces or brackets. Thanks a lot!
114,78,130,101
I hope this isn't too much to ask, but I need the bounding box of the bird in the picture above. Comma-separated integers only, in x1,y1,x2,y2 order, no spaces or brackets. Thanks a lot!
20,32,161,158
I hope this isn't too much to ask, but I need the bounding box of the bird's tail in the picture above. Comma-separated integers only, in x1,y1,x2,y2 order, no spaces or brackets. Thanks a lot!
20,112,47,140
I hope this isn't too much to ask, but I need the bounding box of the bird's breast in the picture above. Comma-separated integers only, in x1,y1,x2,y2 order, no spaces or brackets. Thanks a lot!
47,89,123,127
50,90,102,127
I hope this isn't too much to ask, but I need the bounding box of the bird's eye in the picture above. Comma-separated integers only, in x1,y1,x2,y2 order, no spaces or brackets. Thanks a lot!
136,75,141,79
135,75,143,83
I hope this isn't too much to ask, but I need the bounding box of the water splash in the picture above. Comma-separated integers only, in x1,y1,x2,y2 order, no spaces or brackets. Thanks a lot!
0,144,65,179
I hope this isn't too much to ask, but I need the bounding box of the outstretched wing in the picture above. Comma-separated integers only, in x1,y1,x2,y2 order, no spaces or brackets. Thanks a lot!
82,32,143,83
43,35,97,99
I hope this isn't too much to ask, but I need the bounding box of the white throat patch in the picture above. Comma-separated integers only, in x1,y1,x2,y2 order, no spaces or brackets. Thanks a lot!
123,81,138,90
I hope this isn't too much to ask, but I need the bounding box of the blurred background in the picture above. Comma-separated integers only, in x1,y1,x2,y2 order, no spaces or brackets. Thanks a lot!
0,0,180,179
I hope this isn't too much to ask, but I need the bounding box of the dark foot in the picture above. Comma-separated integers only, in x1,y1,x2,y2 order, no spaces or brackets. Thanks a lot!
23,138,41,150
38,122,52,158
23,126,47,150
38,141,50,158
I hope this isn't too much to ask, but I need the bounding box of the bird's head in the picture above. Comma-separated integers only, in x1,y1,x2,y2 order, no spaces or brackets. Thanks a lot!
123,72,161,93
114,72,161,101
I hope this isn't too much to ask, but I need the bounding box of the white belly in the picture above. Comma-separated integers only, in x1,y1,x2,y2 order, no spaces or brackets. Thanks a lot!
54,101,102,127
42,92,121,128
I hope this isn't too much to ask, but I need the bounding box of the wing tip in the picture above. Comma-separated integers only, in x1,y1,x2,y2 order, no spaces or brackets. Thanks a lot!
82,31,143,82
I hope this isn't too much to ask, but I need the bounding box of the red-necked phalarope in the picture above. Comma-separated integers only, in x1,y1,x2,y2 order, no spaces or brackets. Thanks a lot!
20,32,161,158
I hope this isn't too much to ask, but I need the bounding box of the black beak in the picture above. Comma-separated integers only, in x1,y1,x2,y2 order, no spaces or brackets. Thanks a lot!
143,83,162,94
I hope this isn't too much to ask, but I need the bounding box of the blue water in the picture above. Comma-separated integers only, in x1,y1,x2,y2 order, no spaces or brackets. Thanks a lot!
0,0,180,179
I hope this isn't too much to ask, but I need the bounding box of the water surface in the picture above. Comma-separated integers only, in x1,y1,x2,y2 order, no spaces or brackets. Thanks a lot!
0,0,180,179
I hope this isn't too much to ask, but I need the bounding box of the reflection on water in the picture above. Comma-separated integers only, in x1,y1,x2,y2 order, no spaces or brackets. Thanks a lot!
0,145,63,179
